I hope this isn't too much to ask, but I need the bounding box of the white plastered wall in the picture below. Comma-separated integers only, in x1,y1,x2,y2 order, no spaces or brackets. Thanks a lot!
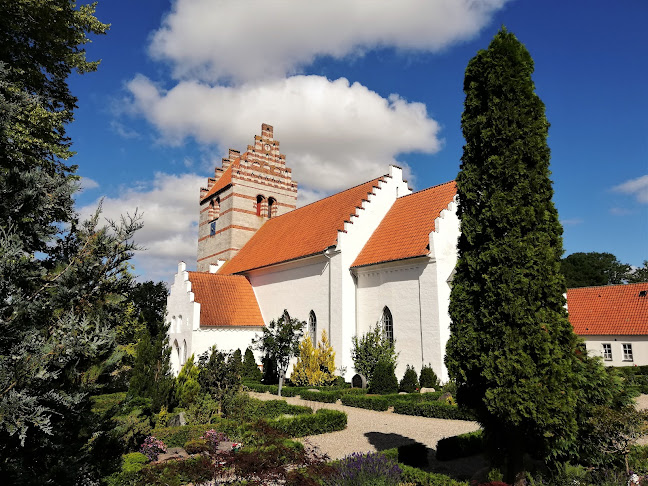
334,165,412,378
583,335,648,367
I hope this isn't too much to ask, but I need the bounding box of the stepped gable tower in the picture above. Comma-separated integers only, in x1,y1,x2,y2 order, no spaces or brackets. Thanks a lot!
197,124,298,271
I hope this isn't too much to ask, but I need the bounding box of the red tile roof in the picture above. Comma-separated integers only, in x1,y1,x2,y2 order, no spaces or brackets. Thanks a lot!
219,176,387,274
188,272,264,327
352,181,456,268
567,283,648,335
201,162,236,202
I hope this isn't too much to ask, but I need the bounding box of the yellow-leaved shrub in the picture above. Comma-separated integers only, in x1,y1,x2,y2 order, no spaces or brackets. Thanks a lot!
291,330,336,386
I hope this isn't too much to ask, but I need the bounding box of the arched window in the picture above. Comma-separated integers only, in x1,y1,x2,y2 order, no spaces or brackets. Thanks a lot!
172,339,180,373
309,311,317,343
209,197,220,221
171,316,177,333
381,306,393,344
268,197,276,218
178,315,183,333
256,195,266,216
182,339,188,365
282,309,291,323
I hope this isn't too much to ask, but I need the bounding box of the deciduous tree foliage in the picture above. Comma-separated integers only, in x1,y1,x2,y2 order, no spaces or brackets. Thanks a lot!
561,252,631,288
445,28,580,480
351,322,397,383
291,330,336,387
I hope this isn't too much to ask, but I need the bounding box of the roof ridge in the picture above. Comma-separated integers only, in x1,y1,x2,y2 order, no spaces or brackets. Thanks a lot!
569,282,648,291
292,174,388,211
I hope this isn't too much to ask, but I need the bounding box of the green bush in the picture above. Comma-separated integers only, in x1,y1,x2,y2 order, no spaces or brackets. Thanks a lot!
392,401,475,421
399,463,470,486
112,409,153,451
244,382,278,394
340,394,389,411
91,392,127,416
299,389,341,403
419,364,440,389
242,347,262,382
152,424,218,448
629,445,648,473
270,409,347,437
436,430,484,461
370,360,399,394
340,387,368,395
138,455,214,486
183,439,209,454
398,442,428,468
256,399,312,418
384,392,444,404
105,452,148,486
278,386,304,397
400,365,420,393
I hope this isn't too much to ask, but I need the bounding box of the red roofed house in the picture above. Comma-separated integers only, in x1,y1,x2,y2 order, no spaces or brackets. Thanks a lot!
567,283,648,366
167,125,460,380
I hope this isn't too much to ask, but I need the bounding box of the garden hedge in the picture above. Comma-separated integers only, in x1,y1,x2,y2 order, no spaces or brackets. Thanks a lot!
269,409,347,437
340,394,389,411
392,401,475,421
436,430,484,461
399,464,470,486
251,399,312,418
299,389,341,403
152,424,218,447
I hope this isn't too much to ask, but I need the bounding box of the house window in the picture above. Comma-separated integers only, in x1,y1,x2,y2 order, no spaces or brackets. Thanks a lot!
309,311,317,343
209,197,220,221
380,306,393,345
602,343,612,361
210,221,216,236
623,343,634,362
256,195,266,216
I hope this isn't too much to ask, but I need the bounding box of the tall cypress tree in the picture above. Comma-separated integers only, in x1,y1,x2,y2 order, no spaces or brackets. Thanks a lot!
445,28,579,480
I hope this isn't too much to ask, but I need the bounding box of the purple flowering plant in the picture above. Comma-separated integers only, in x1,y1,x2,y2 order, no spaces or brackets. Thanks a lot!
326,452,402,486
139,436,167,462
200,429,229,452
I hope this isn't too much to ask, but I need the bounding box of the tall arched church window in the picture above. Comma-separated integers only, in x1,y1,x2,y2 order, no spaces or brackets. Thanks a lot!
256,195,266,216
268,197,276,218
309,311,317,343
182,339,188,365
209,197,220,221
282,309,291,323
381,306,394,344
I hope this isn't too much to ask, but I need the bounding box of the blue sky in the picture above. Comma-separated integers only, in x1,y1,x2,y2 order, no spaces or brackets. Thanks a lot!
68,0,647,282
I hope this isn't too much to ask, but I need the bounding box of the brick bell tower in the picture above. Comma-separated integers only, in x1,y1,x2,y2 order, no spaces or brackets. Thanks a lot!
197,124,298,271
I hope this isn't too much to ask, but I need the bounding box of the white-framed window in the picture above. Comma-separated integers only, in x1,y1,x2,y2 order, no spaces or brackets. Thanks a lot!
309,310,317,343
623,343,634,362
380,306,394,345
602,343,612,361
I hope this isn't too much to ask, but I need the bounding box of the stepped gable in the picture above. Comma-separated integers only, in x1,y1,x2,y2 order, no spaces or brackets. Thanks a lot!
567,282,648,335
352,181,457,268
219,176,388,274
187,272,264,327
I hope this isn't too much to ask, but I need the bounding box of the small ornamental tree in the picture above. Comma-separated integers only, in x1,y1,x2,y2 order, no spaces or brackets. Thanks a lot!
351,323,397,383
241,347,262,382
419,364,440,389
291,330,336,387
197,346,241,409
445,28,581,480
253,311,304,396
174,355,201,409
369,360,398,395
399,365,419,393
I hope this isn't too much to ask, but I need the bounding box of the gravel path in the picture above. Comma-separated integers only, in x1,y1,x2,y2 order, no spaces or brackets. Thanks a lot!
249,392,485,478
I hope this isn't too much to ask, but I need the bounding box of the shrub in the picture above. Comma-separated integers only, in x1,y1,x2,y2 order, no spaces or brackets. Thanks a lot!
139,436,167,462
370,360,399,394
152,424,219,448
399,463,470,486
138,455,214,485
392,401,475,421
326,452,402,486
300,389,341,403
113,408,153,452
105,452,148,486
270,409,347,437
351,323,398,383
241,347,262,382
400,365,420,393
183,439,209,454
291,330,337,387
184,393,220,425
398,442,428,468
340,394,389,411
91,392,127,416
197,346,241,405
174,355,200,409
436,430,484,461
244,382,279,394
419,364,440,389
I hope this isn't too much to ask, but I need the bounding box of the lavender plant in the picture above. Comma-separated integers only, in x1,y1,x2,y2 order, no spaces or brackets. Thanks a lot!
326,452,402,486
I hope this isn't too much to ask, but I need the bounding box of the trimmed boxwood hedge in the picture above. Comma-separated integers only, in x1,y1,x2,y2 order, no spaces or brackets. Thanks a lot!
252,399,312,418
299,390,341,403
392,401,475,421
383,392,444,406
152,424,218,448
269,409,347,437
436,430,484,461
340,394,389,411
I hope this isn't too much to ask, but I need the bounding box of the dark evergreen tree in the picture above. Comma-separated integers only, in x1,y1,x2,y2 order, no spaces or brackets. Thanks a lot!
242,347,262,382
445,28,581,481
419,364,440,389
128,329,174,412
129,280,169,337
369,360,399,395
399,365,419,393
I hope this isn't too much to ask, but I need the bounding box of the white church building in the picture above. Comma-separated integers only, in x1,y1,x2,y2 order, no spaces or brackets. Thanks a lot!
166,124,460,382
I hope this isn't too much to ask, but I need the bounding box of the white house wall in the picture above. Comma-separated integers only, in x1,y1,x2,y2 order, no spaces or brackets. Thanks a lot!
583,335,648,367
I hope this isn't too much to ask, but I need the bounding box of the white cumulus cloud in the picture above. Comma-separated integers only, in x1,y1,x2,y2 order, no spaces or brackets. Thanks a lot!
78,172,204,282
612,175,648,204
125,74,441,192
150,0,509,83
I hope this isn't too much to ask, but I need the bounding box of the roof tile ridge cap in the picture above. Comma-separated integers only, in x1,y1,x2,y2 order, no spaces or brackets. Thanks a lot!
342,174,390,233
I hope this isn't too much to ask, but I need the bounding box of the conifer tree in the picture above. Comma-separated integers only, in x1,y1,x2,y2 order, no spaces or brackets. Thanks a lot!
445,28,580,480
241,347,262,382
291,330,336,387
